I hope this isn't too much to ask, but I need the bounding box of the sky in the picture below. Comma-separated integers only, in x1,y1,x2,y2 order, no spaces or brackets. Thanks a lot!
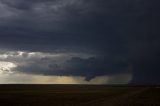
0,0,160,84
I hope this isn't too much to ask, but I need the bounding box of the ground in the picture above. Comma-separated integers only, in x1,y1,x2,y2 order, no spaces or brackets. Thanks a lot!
0,85,160,106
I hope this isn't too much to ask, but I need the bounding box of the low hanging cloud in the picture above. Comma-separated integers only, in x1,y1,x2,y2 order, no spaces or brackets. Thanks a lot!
15,56,131,81
0,51,131,81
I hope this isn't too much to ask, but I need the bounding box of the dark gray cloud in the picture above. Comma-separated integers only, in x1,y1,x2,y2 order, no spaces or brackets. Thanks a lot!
0,51,131,82
13,56,131,81
0,0,160,84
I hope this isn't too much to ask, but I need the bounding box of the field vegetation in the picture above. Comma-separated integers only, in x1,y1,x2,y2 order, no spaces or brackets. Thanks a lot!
0,85,159,106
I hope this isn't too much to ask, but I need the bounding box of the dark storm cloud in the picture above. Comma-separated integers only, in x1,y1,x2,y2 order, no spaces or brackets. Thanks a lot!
0,0,160,83
0,0,96,52
13,56,131,81
0,0,131,53
126,0,160,84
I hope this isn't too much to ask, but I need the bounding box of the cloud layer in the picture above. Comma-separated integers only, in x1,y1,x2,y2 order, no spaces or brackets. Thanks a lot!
0,51,131,82
0,0,160,84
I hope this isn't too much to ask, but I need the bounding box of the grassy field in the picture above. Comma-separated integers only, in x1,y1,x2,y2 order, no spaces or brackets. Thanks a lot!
0,85,160,106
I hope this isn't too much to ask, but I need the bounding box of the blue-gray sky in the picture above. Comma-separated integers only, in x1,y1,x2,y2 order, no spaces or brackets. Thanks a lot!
0,0,160,84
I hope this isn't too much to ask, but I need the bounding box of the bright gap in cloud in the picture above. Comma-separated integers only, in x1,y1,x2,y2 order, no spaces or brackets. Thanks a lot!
0,61,16,74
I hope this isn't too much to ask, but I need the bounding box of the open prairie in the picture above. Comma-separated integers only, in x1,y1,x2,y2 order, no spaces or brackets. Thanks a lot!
0,85,160,106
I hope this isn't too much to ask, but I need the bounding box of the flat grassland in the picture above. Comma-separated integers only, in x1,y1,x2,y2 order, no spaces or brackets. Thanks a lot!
0,85,160,106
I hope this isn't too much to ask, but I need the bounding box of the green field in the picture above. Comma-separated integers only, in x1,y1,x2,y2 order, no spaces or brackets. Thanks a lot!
0,85,160,106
